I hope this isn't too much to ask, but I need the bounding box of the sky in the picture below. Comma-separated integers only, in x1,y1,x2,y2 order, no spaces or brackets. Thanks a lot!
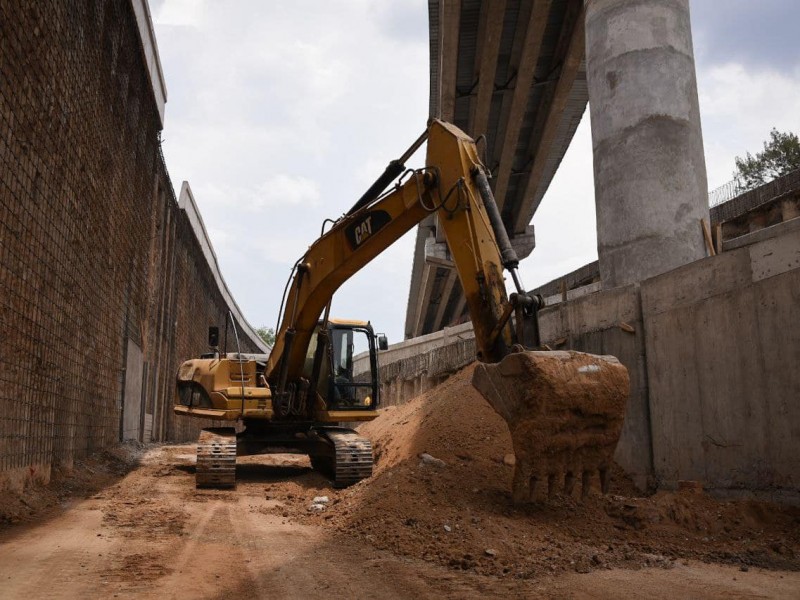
151,0,800,345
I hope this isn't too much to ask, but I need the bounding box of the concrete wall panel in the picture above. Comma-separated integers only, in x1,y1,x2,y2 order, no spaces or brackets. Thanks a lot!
642,231,800,496
753,270,800,489
122,339,145,442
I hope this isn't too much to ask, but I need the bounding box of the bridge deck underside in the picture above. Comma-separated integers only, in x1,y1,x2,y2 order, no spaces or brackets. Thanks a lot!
405,0,588,339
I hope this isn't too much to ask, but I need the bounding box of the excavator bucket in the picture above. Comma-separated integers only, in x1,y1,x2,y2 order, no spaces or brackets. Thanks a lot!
472,350,629,504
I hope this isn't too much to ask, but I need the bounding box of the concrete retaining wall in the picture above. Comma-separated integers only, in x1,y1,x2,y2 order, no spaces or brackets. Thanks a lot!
365,223,799,499
641,226,799,498
0,1,265,491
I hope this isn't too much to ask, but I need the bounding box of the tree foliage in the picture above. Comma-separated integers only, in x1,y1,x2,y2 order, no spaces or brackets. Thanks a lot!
256,326,275,347
734,128,800,189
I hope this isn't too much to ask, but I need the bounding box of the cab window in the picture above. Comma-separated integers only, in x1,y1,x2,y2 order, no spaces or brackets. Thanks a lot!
329,327,376,409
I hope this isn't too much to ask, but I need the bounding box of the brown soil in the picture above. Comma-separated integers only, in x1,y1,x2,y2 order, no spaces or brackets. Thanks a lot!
1,364,798,598
0,444,141,527
304,364,799,578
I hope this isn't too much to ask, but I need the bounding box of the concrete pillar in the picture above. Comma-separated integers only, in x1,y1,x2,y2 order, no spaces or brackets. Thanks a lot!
585,0,709,288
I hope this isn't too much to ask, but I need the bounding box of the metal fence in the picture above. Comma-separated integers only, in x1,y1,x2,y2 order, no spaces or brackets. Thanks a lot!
708,178,750,208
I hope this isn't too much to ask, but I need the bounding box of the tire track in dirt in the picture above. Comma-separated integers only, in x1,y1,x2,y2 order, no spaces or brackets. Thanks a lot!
1,444,798,599
0,498,120,598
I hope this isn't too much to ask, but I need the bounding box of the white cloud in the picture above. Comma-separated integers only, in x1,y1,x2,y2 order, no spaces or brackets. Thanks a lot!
254,174,321,208
192,174,319,213
697,63,800,188
153,2,799,343
154,0,208,28
155,1,429,341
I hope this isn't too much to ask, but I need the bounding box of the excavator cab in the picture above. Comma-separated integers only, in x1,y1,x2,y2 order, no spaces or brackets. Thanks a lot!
302,319,381,415
329,322,377,409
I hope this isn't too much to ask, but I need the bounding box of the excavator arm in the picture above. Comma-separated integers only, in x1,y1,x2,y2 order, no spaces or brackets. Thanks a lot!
266,120,540,406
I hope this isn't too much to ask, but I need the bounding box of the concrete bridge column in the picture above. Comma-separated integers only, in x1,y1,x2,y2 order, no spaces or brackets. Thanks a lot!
585,0,709,288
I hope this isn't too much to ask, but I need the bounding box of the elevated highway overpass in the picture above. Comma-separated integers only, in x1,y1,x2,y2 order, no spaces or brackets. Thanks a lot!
405,0,588,338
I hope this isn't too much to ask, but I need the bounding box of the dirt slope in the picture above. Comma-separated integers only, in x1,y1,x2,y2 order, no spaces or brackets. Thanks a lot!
296,364,800,578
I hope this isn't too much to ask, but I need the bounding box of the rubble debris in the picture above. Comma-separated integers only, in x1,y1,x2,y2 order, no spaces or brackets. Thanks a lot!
419,453,446,468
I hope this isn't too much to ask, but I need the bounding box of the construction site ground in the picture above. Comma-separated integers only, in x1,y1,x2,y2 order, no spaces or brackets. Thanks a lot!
1,365,798,599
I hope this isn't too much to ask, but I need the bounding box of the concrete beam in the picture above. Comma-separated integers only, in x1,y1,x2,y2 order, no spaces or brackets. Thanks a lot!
425,235,454,267
469,0,506,138
492,0,552,210
511,224,536,260
426,223,535,268
412,260,437,337
514,4,585,233
439,0,462,121
404,218,436,339
432,269,458,331
489,0,531,173
452,291,467,325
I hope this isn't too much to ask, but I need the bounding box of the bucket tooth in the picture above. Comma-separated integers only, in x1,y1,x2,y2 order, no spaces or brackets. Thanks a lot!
472,351,629,504
529,475,540,503
530,473,547,502
513,463,533,504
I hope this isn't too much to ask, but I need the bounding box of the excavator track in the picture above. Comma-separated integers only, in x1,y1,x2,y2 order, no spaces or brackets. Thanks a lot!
196,427,237,488
318,429,373,488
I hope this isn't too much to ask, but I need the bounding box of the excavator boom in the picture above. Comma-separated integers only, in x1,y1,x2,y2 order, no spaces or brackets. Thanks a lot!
266,120,523,391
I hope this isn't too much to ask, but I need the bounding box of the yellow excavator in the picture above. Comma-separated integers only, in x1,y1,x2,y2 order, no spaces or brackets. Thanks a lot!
175,120,629,502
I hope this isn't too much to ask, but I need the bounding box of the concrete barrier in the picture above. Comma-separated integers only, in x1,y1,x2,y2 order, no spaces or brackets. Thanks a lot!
355,322,476,407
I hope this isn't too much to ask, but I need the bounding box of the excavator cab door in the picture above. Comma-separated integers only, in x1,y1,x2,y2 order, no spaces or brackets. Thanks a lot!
326,324,379,410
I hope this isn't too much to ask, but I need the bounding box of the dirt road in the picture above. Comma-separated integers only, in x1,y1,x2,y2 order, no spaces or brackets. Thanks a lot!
1,445,798,599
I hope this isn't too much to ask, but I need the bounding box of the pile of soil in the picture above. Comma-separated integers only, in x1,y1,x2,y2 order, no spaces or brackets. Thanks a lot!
288,364,799,578
0,443,142,528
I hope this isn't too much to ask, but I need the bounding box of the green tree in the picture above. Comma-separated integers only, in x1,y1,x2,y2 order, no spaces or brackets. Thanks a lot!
734,128,800,189
256,326,275,347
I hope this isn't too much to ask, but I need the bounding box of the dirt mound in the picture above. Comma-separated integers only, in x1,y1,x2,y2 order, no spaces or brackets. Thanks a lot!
296,364,799,578
359,365,515,476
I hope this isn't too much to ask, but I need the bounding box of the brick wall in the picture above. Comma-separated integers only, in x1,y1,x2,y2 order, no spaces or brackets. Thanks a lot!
0,0,264,490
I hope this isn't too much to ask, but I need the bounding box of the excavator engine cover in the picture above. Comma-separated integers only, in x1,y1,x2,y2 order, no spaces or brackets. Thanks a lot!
472,350,629,504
